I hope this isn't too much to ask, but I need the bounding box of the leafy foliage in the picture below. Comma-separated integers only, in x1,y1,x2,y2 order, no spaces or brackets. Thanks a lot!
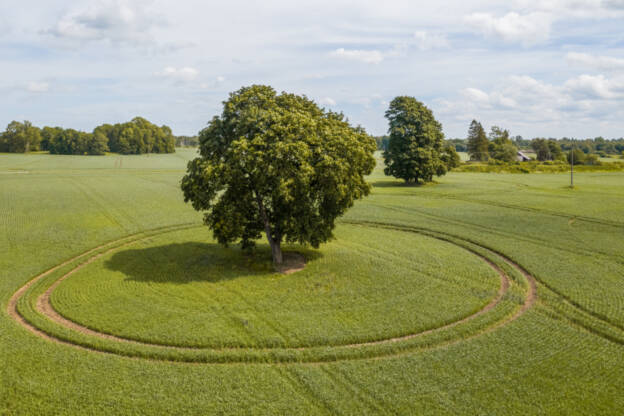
48,129,109,155
1,118,175,155
175,135,199,147
94,117,175,154
567,148,587,165
0,121,41,153
181,85,376,264
531,138,564,161
488,126,518,162
466,120,489,161
382,96,451,183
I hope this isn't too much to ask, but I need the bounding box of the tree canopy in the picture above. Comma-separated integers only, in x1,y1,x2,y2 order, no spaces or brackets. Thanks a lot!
466,120,489,161
531,138,564,161
94,117,175,154
48,129,109,155
181,85,376,265
1,117,176,155
0,121,41,153
382,96,454,183
488,126,518,162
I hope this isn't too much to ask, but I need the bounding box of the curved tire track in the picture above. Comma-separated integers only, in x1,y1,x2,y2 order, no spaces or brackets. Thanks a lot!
8,223,538,364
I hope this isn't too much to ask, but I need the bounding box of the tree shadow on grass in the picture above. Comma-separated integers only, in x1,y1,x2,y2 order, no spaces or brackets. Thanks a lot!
372,179,438,188
104,242,323,284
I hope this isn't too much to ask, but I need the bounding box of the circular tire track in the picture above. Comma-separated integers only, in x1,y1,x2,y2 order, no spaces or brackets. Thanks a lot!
8,223,538,364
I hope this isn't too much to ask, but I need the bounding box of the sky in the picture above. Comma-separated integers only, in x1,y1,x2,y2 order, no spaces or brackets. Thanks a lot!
1,0,624,139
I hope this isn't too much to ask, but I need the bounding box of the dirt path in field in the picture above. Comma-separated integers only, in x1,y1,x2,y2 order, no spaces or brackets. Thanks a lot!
277,252,306,275
7,224,538,364
6,224,198,348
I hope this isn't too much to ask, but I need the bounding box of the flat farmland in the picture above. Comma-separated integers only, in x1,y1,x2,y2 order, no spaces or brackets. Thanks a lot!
2,150,623,415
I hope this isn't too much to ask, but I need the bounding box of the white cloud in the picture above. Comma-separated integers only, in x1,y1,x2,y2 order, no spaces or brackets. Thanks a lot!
513,0,624,17
464,11,552,45
157,67,199,81
564,74,624,99
200,76,226,89
461,87,518,108
330,48,384,64
413,31,450,50
462,87,490,103
26,82,49,93
566,52,624,72
47,0,160,44
450,73,624,132
320,97,336,106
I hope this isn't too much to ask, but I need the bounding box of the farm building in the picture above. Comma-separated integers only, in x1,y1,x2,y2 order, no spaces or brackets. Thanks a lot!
517,151,531,161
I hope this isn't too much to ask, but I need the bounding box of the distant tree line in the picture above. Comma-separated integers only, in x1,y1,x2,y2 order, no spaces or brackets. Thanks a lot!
1,117,177,155
446,119,624,165
373,135,389,151
175,135,199,147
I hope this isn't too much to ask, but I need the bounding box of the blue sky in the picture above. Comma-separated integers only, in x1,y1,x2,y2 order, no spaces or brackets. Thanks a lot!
1,0,623,139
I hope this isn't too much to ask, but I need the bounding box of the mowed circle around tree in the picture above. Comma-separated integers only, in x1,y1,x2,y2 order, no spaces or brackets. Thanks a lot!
47,225,500,349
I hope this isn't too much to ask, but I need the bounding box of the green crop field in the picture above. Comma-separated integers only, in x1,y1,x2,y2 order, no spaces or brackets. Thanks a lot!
2,150,623,414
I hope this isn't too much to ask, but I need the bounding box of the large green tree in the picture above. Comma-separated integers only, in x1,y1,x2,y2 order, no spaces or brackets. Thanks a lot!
0,121,41,153
181,85,376,265
466,120,489,161
382,96,452,183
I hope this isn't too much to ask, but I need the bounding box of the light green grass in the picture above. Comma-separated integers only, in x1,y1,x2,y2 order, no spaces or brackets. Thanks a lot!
1,152,623,414
51,225,498,348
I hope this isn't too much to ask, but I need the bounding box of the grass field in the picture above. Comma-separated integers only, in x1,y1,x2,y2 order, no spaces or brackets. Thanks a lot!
2,150,623,414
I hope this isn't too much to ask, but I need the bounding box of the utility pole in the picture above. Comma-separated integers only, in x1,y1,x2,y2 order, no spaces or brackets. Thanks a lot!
570,145,574,188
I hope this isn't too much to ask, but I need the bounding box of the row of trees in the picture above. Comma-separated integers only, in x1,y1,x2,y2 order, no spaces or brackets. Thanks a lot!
464,120,620,165
0,118,176,155
466,120,519,162
46,128,110,155
458,127,623,158
94,118,175,154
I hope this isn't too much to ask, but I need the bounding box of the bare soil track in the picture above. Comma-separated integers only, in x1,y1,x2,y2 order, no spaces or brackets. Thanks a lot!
8,223,538,364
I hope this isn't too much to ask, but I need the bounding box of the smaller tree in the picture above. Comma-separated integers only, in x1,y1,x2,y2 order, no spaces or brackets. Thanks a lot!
567,149,586,165
466,120,489,161
40,126,63,151
383,97,450,183
548,140,564,160
488,126,518,162
531,138,551,161
88,132,110,155
442,144,461,169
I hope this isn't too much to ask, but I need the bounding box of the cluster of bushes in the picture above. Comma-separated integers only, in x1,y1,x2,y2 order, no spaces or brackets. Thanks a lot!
456,159,624,173
1,117,176,155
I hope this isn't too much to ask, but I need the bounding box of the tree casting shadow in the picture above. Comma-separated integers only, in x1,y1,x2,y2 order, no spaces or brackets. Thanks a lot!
104,242,322,284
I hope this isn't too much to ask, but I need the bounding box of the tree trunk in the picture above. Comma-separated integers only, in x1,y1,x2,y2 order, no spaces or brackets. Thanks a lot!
255,193,283,265
270,238,283,265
